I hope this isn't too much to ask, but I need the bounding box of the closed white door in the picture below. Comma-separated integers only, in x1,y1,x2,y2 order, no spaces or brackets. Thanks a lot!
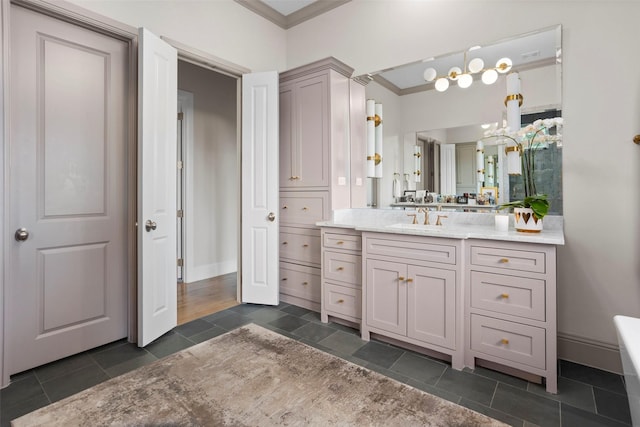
7,4,129,374
241,71,279,305
137,28,178,346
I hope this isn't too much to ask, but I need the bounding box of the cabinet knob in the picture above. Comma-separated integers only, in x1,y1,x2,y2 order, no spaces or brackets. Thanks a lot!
398,276,405,281
499,258,509,263
281,278,287,281
282,241,288,245
337,299,344,304
406,278,414,283
337,241,344,245
302,206,308,211
500,293,509,299
337,266,344,271
303,244,309,247
501,338,509,345
302,281,308,286
283,205,288,210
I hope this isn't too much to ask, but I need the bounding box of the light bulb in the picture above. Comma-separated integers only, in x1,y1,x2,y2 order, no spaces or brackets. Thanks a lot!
447,66,462,81
435,77,449,92
482,69,498,85
468,58,484,73
423,67,437,82
496,57,513,73
458,73,473,88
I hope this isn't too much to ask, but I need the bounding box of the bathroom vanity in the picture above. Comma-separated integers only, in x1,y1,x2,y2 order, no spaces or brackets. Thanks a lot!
318,210,564,393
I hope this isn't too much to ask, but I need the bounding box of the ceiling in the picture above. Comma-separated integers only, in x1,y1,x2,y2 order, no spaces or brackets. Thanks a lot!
234,0,350,29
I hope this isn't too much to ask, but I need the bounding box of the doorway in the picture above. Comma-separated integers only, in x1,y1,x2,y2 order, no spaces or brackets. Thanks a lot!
175,60,240,324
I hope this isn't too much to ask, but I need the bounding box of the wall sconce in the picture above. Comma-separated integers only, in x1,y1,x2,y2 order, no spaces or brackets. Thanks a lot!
476,140,485,182
486,155,495,186
366,99,383,178
413,145,421,182
505,72,522,175
423,50,513,92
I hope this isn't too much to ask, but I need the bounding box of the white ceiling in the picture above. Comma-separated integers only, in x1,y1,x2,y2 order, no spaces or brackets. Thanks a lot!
234,0,349,29
261,0,316,16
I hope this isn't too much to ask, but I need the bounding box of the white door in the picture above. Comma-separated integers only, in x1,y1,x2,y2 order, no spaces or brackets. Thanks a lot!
7,4,129,374
137,28,178,346
241,72,279,305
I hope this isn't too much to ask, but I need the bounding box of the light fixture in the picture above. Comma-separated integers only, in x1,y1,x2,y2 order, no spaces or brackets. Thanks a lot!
366,99,383,178
423,50,513,93
413,145,421,183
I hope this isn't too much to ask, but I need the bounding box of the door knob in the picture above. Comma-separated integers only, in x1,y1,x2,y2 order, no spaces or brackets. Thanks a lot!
145,220,157,232
15,228,29,242
267,212,276,222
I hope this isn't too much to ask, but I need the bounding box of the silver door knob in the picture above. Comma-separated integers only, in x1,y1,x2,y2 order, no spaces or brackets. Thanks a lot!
145,220,157,232
267,212,276,222
15,228,29,242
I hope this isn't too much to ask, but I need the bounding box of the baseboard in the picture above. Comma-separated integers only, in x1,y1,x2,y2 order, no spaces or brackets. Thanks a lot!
184,260,236,284
558,332,622,374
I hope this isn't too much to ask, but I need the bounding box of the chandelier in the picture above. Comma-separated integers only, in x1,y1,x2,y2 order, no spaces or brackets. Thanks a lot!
423,50,513,92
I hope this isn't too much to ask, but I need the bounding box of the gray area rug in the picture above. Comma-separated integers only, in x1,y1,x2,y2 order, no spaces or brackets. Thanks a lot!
13,323,507,426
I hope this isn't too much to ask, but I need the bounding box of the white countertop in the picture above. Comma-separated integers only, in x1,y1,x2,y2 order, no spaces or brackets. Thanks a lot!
316,209,565,245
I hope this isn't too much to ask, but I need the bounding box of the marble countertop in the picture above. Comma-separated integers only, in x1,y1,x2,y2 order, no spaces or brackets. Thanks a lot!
316,209,565,245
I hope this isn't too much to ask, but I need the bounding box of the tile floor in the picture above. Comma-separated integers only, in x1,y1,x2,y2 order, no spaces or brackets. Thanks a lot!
0,303,633,427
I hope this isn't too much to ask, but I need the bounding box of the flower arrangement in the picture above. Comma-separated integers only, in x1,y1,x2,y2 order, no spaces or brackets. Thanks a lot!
483,117,563,220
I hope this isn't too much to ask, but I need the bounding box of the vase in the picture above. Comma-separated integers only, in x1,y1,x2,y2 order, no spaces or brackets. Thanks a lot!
513,207,543,233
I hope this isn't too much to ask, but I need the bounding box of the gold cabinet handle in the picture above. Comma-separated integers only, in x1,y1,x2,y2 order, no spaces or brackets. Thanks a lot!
337,299,344,304
302,281,308,286
282,241,288,245
303,244,309,247
406,278,414,283
398,276,405,281
283,205,288,209
499,258,509,263
337,266,344,271
501,293,509,299
302,206,308,211
281,278,287,281
501,338,509,345
336,241,344,245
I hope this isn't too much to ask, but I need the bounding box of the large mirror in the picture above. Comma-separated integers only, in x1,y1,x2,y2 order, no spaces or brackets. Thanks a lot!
361,25,562,213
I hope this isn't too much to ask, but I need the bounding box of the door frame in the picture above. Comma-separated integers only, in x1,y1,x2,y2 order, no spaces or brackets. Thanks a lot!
0,0,252,388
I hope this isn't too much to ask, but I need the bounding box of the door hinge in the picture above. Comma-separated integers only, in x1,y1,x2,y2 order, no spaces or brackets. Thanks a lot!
177,112,184,121
177,258,184,267
177,209,183,218
177,160,183,169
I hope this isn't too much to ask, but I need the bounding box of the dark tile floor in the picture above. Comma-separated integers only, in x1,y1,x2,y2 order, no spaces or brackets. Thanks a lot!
0,303,633,427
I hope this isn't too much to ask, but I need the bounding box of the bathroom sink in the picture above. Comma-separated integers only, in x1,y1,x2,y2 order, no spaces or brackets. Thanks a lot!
387,223,444,232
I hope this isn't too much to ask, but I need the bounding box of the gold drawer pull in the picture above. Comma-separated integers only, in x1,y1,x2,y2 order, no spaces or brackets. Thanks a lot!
406,278,414,283
302,206,308,211
337,240,344,245
302,281,308,286
337,299,344,304
499,258,509,263
281,278,287,281
283,205,288,209
282,241,288,245
500,293,509,299
501,338,509,345
398,276,405,281
337,266,344,271
303,244,309,247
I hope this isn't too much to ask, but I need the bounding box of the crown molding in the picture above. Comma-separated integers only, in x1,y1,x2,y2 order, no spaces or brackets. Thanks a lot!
234,0,350,29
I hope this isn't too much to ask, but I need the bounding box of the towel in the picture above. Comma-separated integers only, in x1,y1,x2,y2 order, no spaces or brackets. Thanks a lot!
393,176,402,198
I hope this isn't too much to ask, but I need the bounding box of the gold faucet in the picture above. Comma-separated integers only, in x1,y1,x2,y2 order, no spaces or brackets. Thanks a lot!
436,215,448,226
407,213,418,224
418,208,430,225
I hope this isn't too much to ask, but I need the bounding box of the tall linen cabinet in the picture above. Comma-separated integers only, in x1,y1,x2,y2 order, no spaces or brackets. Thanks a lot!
278,57,366,311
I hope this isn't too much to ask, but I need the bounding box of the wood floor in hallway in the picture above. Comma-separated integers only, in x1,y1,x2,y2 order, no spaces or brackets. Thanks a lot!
177,272,238,325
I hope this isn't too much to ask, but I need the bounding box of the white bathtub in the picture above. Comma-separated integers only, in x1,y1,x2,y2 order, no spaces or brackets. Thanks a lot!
614,315,640,426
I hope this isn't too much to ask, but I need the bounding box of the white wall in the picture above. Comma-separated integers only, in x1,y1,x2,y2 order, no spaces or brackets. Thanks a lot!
287,0,640,369
69,0,287,72
178,61,237,282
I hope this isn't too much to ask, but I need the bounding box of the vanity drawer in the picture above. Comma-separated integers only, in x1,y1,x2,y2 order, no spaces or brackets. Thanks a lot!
323,251,361,286
324,282,361,320
365,235,456,265
470,244,546,274
280,227,321,265
470,314,546,370
470,271,546,321
324,232,362,251
280,191,329,225
279,262,321,302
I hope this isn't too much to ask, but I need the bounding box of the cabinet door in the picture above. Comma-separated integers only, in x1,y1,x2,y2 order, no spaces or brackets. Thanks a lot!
279,83,295,187
366,259,406,335
294,74,329,188
407,265,456,350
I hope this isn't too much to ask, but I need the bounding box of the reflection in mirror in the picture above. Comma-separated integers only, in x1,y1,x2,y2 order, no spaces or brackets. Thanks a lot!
361,25,562,212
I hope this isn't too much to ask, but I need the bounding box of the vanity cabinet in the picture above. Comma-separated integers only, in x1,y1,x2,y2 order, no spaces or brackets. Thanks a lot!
320,227,362,325
278,58,366,311
361,232,464,369
464,239,557,393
